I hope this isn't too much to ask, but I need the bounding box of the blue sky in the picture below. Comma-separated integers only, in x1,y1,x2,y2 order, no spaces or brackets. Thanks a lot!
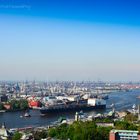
0,0,140,81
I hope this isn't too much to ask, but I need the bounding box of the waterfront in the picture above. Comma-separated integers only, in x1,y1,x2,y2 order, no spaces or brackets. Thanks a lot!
0,90,140,128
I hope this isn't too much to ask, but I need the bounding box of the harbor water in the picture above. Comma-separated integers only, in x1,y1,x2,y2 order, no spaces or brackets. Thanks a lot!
0,90,140,128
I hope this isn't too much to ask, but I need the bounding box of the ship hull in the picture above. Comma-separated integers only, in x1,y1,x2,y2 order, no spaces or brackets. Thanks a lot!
40,105,106,114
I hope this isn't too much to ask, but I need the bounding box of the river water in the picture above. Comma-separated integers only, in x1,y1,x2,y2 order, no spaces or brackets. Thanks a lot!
0,90,140,128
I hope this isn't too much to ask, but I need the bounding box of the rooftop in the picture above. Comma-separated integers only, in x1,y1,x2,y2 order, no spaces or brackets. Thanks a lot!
110,129,139,134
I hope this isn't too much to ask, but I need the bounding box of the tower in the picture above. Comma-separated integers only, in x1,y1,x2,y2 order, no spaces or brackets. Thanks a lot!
75,112,79,121
138,105,140,121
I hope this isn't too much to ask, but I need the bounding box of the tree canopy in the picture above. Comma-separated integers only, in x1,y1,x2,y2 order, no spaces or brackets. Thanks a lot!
48,121,112,140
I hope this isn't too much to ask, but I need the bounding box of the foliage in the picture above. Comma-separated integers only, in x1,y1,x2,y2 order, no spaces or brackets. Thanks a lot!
41,118,140,140
33,130,48,140
0,102,4,110
124,113,138,122
9,100,20,110
97,126,112,140
12,132,22,140
114,120,137,130
48,128,57,138
9,99,29,110
48,123,68,139
19,99,28,110
137,126,140,133
48,119,140,140
48,121,111,140
95,117,113,123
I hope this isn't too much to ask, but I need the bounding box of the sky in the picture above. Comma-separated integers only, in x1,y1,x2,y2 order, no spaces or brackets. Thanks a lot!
0,0,140,81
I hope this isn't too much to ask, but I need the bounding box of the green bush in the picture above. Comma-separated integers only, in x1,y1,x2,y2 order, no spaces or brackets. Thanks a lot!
33,130,48,140
0,103,4,110
114,120,137,130
12,132,22,140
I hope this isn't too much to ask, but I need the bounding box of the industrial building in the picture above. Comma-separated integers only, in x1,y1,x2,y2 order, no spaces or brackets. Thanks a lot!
109,130,140,140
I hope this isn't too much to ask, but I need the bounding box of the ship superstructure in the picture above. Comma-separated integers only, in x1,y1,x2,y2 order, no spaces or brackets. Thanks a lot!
40,95,106,114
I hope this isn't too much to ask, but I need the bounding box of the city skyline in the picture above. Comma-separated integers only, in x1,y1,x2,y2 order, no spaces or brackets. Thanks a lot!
0,0,140,81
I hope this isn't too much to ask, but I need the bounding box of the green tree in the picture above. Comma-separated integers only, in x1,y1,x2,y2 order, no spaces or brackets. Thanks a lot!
9,99,29,110
66,125,74,140
115,121,137,130
10,100,20,110
124,113,138,122
48,120,111,140
97,126,112,140
57,123,68,139
33,130,48,140
48,128,57,138
82,121,97,140
20,99,29,110
137,126,140,133
12,132,22,140
0,103,4,110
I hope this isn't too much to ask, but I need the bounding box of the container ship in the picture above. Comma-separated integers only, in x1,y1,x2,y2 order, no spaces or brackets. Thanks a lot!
40,96,106,115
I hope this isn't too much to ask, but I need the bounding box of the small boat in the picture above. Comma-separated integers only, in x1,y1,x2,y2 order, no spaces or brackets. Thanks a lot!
20,112,31,118
24,112,31,117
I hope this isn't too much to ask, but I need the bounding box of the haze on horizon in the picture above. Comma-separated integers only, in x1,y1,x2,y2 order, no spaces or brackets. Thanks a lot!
0,0,140,82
